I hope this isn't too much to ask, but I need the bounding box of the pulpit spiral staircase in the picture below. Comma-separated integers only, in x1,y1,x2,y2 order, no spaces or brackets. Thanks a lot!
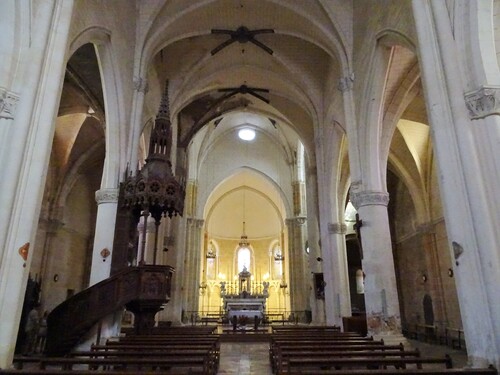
45,265,174,356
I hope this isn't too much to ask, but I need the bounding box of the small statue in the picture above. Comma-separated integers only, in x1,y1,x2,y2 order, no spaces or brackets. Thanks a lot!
220,281,226,295
262,281,270,296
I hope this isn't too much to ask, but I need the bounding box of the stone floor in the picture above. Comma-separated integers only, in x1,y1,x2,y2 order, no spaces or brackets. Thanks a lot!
217,342,272,375
215,339,469,374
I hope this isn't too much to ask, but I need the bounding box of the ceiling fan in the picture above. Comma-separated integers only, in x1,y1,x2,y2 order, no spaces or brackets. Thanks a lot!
211,26,274,55
218,84,270,104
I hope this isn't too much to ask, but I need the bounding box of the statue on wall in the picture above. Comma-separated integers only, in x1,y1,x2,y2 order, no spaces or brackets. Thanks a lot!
262,281,270,297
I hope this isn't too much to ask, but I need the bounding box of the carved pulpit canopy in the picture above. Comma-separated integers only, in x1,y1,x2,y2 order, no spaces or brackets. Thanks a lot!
122,81,185,220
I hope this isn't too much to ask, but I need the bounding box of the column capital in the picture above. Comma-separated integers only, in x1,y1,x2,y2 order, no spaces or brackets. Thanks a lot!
0,87,20,120
465,85,500,119
285,217,307,227
338,74,354,92
350,190,389,209
95,188,119,204
133,76,149,94
328,222,347,234
187,218,204,228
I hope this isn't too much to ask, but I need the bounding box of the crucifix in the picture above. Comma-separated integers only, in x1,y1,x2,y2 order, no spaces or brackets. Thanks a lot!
353,213,364,259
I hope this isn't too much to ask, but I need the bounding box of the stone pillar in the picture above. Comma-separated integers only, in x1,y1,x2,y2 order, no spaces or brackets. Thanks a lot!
303,169,323,324
183,218,204,315
351,191,402,341
413,1,500,366
292,181,306,216
163,216,186,325
0,1,74,368
136,219,157,265
285,217,308,314
323,222,351,327
127,77,148,170
89,188,119,286
77,189,121,348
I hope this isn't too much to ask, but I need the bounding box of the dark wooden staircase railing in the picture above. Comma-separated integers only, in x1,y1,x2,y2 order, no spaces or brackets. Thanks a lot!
45,265,174,356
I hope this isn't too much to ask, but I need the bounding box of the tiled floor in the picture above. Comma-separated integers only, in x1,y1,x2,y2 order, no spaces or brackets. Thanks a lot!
217,342,272,375
216,339,469,374
405,338,469,368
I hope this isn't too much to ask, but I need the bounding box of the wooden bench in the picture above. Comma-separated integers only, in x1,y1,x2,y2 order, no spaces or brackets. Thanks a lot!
94,341,220,370
122,326,217,335
274,348,421,374
285,355,453,374
270,342,405,363
280,367,498,375
272,325,341,333
12,355,214,374
1,370,202,374
270,335,387,369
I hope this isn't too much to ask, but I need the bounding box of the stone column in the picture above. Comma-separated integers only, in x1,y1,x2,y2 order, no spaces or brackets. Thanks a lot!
285,217,308,314
183,218,204,315
413,1,500,366
139,221,157,265
0,1,74,368
77,188,121,347
89,188,119,286
351,191,402,342
167,216,186,325
292,181,306,216
127,77,148,169
323,222,351,327
304,169,323,324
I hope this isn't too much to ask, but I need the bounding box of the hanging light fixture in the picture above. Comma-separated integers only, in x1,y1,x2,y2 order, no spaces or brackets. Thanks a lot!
238,221,250,248
206,242,216,259
274,243,284,261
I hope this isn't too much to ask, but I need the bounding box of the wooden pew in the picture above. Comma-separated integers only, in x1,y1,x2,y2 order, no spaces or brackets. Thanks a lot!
102,337,220,365
121,325,217,335
274,348,421,374
272,325,341,333
281,368,498,375
270,332,386,372
270,342,404,364
2,370,201,374
12,355,213,374
270,336,384,361
285,355,453,374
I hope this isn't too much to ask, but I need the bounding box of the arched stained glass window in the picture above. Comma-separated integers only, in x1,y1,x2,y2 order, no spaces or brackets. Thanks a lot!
237,247,251,273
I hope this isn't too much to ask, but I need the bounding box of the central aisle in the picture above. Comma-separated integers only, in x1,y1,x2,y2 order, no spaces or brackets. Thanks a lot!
217,342,273,375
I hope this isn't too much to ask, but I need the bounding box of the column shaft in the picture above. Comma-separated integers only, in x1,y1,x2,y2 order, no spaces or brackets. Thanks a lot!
413,0,500,366
89,189,118,286
351,192,402,339
0,0,74,368
286,218,308,315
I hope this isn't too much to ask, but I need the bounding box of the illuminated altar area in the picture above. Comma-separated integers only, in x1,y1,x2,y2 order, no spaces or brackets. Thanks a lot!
198,227,290,318
220,267,269,318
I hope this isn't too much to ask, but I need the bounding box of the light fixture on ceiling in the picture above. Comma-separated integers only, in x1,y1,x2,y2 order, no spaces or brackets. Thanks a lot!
239,221,250,248
206,241,216,259
238,127,256,141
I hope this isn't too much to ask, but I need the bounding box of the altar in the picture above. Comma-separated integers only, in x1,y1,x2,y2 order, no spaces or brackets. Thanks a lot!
224,297,266,319
220,267,269,319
